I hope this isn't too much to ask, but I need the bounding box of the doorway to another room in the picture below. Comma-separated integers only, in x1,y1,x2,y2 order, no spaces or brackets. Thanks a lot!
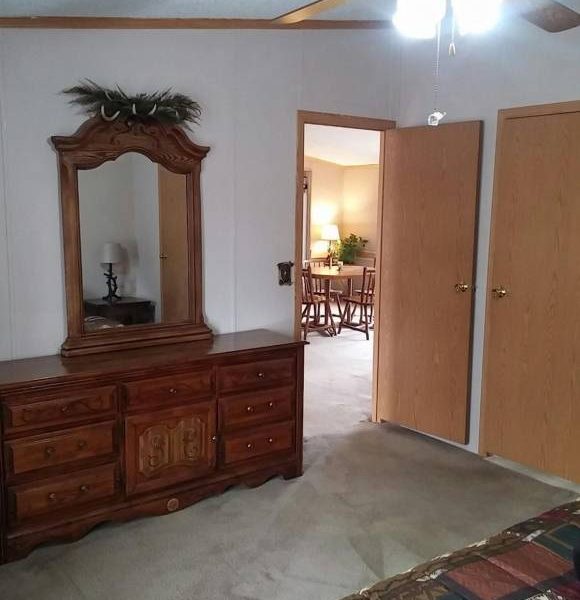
295,111,394,430
296,112,482,446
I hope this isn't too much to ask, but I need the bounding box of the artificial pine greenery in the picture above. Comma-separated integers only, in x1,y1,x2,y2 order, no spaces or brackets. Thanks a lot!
62,80,201,127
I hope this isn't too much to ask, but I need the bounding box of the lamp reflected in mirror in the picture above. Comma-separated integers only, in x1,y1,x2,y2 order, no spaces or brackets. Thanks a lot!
101,242,123,303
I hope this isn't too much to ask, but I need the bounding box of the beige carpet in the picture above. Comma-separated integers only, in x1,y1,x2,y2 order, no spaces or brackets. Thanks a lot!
0,329,576,600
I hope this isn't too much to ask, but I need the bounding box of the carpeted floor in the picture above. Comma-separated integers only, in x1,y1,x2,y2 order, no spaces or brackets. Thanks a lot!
0,330,576,600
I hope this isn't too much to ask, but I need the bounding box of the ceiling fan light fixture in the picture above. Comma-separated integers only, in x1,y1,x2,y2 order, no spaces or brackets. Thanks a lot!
452,0,503,35
393,0,446,39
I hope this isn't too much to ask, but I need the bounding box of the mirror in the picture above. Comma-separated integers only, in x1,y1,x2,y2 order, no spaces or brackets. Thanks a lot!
52,117,211,357
78,154,189,332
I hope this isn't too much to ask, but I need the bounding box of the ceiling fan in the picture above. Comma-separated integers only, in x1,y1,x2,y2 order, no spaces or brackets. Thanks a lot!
272,0,580,34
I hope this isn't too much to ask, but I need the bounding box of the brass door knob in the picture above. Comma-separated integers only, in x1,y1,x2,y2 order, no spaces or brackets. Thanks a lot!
454,282,472,293
256,372,265,379
159,254,168,260
492,285,508,298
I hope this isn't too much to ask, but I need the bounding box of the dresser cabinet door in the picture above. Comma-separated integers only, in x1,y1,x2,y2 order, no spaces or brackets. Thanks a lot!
125,402,216,496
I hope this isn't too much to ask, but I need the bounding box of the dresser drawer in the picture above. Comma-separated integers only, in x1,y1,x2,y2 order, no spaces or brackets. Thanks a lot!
219,387,293,432
218,357,294,392
5,421,116,478
3,386,117,433
8,464,118,524
223,421,295,466
124,370,213,409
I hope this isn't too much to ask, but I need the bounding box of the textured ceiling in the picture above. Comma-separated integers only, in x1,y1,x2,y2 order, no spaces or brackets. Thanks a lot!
0,0,395,19
305,125,381,166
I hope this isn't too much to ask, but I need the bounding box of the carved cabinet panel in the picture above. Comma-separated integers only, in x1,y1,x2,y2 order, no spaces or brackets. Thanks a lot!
125,401,216,495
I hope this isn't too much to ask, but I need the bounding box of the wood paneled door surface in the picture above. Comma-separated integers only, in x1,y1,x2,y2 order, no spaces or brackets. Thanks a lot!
158,165,190,323
481,102,580,483
375,122,481,444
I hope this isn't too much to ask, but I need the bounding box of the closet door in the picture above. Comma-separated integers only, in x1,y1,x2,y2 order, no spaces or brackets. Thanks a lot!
482,102,580,482
375,122,481,444
158,166,190,322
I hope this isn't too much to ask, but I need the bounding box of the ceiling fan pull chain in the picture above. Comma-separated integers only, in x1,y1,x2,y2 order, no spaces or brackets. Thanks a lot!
434,20,441,112
449,9,457,56
427,21,446,127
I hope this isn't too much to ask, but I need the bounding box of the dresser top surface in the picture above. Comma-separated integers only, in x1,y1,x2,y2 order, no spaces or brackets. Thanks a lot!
0,329,304,391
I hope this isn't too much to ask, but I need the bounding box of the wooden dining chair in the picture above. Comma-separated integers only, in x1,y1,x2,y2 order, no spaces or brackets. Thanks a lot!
338,267,376,340
301,267,334,339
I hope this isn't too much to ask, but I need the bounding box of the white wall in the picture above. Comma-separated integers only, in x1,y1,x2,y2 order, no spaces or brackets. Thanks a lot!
396,21,580,452
0,29,398,359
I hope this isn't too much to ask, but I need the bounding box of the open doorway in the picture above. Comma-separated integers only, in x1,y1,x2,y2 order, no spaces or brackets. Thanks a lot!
294,111,395,429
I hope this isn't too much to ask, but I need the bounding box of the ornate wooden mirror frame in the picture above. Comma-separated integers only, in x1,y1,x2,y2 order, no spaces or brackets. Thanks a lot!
52,117,212,357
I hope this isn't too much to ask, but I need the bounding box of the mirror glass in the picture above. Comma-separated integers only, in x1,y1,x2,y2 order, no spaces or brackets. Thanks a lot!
78,153,190,332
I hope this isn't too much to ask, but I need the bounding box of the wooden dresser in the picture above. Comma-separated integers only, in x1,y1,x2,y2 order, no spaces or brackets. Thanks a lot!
0,329,304,563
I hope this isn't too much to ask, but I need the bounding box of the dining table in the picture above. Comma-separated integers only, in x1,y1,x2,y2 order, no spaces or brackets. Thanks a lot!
309,265,366,334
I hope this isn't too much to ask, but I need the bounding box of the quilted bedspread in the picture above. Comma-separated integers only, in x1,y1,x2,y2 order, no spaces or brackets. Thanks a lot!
341,499,580,600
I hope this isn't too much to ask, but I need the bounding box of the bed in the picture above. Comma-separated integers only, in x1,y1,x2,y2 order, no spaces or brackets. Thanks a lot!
341,499,580,600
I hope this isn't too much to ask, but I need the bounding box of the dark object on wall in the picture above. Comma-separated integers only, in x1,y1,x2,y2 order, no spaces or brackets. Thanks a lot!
277,261,294,286
62,80,201,127
84,297,155,326
0,329,305,564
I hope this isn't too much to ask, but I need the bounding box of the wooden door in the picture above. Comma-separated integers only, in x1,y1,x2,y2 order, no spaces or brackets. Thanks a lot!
125,401,216,496
375,122,481,444
481,103,580,482
158,166,190,322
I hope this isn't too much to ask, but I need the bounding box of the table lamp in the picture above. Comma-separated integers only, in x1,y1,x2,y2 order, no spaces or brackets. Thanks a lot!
101,242,123,303
321,224,340,265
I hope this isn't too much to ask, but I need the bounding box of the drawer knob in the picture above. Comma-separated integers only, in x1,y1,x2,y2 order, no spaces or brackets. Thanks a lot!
79,484,90,494
246,405,254,413
77,440,87,450
169,388,177,395
268,402,274,408
61,404,70,413
257,372,265,379
210,435,217,443
44,446,56,457
48,492,57,502
268,438,274,444
246,443,254,450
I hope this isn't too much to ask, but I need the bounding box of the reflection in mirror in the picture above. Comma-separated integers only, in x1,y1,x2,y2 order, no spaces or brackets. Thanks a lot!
78,153,190,332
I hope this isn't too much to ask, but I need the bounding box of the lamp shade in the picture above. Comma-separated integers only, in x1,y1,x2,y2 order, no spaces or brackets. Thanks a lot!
101,242,123,264
321,224,340,242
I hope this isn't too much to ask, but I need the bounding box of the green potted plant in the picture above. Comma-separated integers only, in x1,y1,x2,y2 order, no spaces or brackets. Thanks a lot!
338,234,368,264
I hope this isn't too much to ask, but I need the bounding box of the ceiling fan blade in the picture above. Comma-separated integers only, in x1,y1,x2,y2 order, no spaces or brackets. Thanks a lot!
272,0,352,24
520,0,580,32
